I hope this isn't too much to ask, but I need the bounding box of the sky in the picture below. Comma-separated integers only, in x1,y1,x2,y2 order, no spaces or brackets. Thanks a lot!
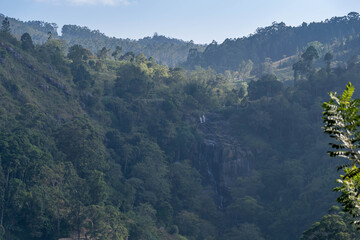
2,0,360,44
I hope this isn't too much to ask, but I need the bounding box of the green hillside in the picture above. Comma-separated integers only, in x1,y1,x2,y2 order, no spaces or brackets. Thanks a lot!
1,14,360,240
184,12,360,72
0,14,205,67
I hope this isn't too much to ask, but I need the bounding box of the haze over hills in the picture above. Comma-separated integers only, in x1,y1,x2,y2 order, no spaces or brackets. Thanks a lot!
0,13,206,67
185,12,360,72
3,12,360,71
1,10,360,240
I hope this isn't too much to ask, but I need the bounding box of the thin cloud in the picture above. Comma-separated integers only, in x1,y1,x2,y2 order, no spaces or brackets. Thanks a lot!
34,0,130,6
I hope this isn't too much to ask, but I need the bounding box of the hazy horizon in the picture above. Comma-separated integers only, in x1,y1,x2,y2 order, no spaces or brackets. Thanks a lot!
2,0,360,44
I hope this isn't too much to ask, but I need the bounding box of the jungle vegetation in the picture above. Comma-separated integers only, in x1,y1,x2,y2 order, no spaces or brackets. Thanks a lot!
0,12,360,240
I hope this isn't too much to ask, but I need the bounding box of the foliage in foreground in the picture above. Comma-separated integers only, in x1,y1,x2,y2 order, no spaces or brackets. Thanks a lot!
323,83,360,225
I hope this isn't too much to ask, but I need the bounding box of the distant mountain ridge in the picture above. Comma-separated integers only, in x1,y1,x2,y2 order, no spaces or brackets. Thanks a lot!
3,12,360,73
61,25,205,66
0,13,59,44
0,13,206,66
184,12,360,71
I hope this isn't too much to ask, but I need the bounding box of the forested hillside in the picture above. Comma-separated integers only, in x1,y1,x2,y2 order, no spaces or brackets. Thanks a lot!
1,12,360,240
0,14,205,67
0,14,58,44
185,12,360,72
61,25,205,67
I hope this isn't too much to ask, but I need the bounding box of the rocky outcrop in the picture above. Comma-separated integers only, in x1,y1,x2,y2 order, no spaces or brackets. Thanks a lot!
193,112,253,208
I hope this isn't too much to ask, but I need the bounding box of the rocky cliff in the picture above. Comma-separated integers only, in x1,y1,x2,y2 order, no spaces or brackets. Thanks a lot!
193,112,253,207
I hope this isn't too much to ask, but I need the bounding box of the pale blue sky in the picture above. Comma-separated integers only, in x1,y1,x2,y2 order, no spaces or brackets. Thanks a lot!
2,0,360,44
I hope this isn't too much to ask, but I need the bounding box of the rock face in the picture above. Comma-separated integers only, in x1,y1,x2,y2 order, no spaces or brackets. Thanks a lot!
193,113,252,207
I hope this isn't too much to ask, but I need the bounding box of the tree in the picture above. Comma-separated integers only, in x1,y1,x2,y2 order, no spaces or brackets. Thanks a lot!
1,18,10,33
292,60,307,81
347,12,360,20
324,52,333,73
247,74,283,100
114,62,152,97
47,31,53,41
68,44,92,63
112,46,122,60
224,223,264,240
131,139,170,202
20,33,34,51
322,83,360,226
56,117,107,176
301,46,319,70
301,206,358,240
71,64,93,89
85,205,128,240
120,52,135,61
292,46,319,80
37,39,68,72
226,196,264,223
97,47,109,60
187,48,200,66
87,170,108,205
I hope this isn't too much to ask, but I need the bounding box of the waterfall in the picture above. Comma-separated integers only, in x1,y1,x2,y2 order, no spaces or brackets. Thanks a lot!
191,112,253,208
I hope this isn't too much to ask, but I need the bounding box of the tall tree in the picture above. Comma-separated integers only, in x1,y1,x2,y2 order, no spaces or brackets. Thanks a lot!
71,64,93,89
20,33,34,51
112,46,122,60
324,52,333,73
68,44,92,63
97,47,109,60
301,206,359,240
1,18,10,33
47,31,53,40
301,46,319,71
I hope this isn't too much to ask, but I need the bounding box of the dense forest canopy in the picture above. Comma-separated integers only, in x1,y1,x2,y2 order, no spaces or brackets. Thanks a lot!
0,14,205,67
0,11,360,240
184,12,360,72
